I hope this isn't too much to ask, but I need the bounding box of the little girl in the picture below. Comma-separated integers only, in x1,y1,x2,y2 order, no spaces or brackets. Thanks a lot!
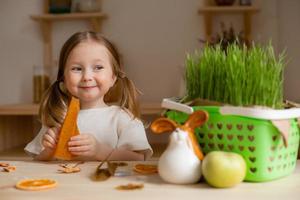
25,31,153,161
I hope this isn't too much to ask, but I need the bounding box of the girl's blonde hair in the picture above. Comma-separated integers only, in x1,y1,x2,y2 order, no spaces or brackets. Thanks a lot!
39,31,140,127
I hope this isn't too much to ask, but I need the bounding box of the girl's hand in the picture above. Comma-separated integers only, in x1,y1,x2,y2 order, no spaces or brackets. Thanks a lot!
42,127,60,150
68,134,99,158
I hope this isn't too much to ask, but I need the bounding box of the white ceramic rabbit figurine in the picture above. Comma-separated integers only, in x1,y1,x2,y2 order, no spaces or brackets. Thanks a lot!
151,110,208,184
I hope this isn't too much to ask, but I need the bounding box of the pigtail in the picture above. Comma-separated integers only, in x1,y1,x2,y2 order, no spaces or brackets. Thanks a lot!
38,31,83,128
95,34,141,119
104,75,140,119
117,76,141,119
39,80,70,128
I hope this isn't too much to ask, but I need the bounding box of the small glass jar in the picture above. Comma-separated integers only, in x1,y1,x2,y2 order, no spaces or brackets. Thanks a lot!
33,66,50,104
78,0,101,12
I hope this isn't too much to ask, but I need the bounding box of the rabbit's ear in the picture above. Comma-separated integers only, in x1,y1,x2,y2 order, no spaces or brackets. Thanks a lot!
151,118,178,134
184,110,208,130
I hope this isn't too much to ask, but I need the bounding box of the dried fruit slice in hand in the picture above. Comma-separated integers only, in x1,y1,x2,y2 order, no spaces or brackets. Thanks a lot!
15,179,57,191
133,164,158,174
54,97,80,160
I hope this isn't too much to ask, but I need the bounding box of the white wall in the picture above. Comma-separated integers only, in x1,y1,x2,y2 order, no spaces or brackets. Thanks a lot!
0,0,298,106
277,0,300,102
0,0,43,104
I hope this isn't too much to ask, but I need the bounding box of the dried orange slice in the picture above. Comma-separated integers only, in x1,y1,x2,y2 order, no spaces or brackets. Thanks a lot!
115,183,144,190
15,179,57,191
133,164,157,174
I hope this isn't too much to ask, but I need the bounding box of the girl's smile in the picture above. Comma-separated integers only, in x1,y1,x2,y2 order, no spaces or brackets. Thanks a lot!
79,85,97,89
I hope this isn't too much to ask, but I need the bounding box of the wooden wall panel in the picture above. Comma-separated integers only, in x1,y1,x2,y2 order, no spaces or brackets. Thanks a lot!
0,116,38,152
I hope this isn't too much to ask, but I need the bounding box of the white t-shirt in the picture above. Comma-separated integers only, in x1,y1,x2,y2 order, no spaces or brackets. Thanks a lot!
25,106,153,160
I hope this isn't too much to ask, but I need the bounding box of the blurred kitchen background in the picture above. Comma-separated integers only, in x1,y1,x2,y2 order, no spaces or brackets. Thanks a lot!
0,0,300,156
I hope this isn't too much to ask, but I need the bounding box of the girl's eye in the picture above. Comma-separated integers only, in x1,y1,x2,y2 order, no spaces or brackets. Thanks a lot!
71,66,82,72
94,65,104,71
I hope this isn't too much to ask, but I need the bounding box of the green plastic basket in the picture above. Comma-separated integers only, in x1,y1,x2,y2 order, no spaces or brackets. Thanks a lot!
166,106,300,182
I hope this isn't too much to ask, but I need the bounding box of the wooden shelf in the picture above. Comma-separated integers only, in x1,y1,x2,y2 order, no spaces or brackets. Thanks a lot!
31,12,106,21
0,104,39,115
199,5,259,13
140,103,163,115
0,103,162,116
198,6,260,43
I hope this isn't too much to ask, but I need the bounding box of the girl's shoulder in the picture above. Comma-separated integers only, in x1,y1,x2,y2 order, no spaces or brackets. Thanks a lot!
112,106,135,120
109,106,143,125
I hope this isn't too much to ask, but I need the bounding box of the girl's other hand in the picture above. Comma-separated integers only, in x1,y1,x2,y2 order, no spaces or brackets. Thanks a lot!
42,127,60,150
68,134,99,158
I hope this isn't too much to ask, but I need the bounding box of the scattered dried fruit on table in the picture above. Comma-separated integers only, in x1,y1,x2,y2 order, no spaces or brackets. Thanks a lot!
115,183,144,190
92,161,117,181
15,179,57,191
58,166,81,173
113,162,128,167
133,164,158,174
0,163,9,167
58,162,83,173
3,166,16,172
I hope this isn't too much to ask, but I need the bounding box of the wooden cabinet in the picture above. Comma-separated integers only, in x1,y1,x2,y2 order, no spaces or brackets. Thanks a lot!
198,6,260,43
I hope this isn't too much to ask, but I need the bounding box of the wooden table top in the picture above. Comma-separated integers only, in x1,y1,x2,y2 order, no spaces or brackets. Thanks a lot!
0,160,300,200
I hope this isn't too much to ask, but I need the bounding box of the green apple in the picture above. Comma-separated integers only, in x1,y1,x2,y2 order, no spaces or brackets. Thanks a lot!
202,151,247,188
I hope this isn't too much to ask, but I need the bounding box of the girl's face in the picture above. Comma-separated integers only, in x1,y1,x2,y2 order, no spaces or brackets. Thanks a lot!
64,40,116,109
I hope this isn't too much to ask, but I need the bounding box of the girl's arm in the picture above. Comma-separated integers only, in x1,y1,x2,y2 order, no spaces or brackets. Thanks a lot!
34,127,60,161
68,134,145,161
34,148,55,161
